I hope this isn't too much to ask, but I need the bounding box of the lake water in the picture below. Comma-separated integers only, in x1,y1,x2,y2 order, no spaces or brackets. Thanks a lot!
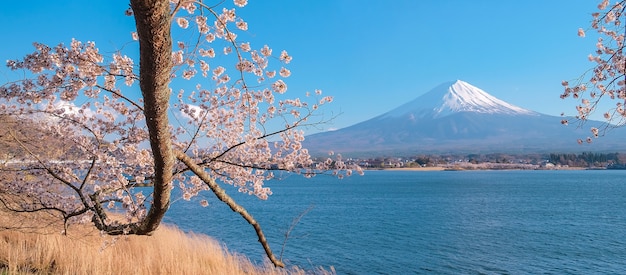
163,170,626,274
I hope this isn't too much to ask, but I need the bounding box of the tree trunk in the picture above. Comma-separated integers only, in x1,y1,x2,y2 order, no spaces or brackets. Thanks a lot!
129,0,173,235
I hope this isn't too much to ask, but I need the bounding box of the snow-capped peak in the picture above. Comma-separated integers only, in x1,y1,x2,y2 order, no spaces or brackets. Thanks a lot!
440,80,534,115
382,80,536,119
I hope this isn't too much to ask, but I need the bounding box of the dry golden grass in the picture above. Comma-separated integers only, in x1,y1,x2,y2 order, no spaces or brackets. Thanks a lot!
0,211,333,275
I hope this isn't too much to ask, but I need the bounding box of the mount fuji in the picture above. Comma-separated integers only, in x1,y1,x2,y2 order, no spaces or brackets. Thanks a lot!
303,80,625,156
381,80,536,119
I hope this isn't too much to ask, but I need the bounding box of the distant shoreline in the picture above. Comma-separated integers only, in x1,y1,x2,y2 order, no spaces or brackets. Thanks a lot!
367,166,596,171
370,167,446,171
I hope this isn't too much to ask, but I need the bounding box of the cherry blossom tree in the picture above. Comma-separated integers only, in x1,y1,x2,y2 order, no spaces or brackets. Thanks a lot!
561,0,625,143
0,0,360,267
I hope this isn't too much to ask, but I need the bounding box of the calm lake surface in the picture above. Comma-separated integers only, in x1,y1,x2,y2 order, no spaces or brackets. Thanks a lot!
164,170,626,274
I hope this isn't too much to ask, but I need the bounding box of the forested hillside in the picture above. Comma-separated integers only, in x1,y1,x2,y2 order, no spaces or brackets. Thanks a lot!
0,115,79,161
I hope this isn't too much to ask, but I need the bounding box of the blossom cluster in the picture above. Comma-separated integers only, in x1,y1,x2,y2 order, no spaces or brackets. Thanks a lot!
0,34,154,224
561,0,625,141
166,0,359,201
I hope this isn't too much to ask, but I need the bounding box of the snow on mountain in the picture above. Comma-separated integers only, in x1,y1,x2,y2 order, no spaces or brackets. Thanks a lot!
381,80,536,119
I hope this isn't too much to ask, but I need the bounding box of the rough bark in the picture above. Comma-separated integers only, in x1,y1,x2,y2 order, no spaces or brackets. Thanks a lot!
129,0,173,235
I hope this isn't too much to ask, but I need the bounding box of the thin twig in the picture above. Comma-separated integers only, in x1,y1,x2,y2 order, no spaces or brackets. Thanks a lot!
279,204,314,261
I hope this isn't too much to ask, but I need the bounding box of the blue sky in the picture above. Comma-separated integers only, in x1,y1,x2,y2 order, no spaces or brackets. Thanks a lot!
0,1,603,133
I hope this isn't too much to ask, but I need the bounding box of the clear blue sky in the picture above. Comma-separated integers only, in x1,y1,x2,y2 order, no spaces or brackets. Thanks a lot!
0,1,603,133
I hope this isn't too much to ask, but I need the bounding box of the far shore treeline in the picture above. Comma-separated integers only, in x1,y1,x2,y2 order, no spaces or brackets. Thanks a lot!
351,151,624,169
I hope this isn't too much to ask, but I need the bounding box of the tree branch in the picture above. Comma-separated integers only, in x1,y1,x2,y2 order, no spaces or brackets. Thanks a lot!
174,149,285,268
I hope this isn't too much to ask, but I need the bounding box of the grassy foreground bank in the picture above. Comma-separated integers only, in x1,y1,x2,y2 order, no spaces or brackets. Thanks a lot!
0,212,332,275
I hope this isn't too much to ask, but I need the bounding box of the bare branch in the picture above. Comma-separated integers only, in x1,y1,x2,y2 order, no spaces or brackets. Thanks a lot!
175,149,285,268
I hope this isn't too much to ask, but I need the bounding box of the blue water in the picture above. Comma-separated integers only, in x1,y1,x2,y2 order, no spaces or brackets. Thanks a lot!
164,170,626,274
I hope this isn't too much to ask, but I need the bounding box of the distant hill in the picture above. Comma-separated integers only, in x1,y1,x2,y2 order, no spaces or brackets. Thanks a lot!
0,114,85,161
303,80,626,157
0,115,47,160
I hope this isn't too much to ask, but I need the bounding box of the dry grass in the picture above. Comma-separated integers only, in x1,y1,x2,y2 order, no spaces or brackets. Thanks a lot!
0,212,333,275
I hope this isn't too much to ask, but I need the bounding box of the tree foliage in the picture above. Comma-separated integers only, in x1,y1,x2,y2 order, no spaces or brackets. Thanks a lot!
561,0,625,143
549,152,620,167
0,0,361,267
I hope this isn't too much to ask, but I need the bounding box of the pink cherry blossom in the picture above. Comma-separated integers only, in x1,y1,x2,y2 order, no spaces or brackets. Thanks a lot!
176,17,189,29
562,0,625,141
